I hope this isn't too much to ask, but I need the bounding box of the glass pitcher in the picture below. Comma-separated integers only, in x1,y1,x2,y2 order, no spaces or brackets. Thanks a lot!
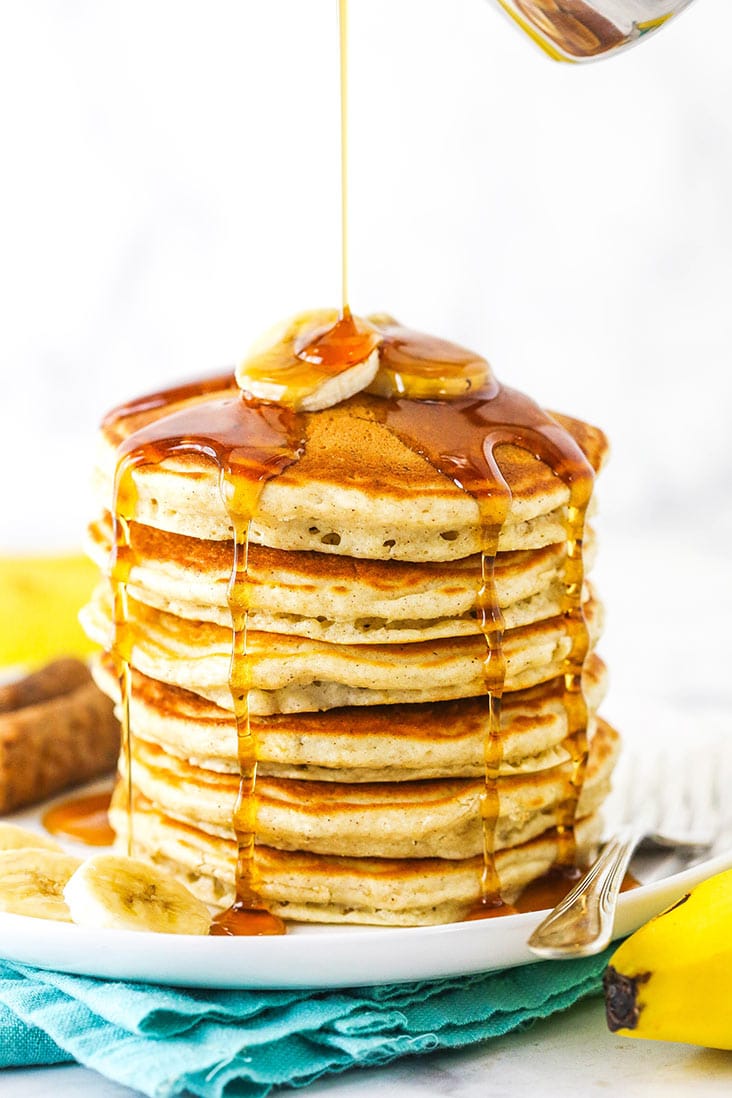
493,0,696,61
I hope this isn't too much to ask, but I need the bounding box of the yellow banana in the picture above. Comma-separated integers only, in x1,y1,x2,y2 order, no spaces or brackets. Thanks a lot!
605,868,732,1049
0,554,97,666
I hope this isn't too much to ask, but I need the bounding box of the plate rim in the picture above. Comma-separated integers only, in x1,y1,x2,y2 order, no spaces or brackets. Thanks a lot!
1,844,730,989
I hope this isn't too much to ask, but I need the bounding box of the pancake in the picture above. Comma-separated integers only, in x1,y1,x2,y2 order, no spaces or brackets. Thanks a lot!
123,718,618,859
93,389,608,562
87,516,598,642
85,346,618,929
82,586,603,714
93,653,607,781
112,799,606,925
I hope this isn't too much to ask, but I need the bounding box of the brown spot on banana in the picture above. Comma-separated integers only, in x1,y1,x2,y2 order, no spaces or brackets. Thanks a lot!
603,966,651,1032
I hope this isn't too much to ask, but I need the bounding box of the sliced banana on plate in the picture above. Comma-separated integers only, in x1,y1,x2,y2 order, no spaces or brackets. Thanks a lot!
0,822,64,853
0,848,82,921
64,854,211,935
236,308,381,411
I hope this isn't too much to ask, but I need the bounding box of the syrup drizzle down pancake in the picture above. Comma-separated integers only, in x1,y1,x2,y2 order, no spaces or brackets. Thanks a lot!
81,0,619,933
83,317,617,930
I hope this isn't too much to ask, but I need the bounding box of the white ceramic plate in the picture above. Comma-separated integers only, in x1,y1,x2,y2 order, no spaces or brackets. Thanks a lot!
1,776,731,989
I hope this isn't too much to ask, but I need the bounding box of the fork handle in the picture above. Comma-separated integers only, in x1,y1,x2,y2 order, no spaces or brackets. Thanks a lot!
526,823,644,959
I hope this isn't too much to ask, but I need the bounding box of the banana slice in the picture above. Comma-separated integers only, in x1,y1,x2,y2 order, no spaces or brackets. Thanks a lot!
64,854,211,935
236,308,490,407
365,315,490,400
236,309,381,411
0,822,64,853
0,849,82,921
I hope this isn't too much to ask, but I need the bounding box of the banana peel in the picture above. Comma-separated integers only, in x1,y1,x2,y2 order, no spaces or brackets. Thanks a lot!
0,554,97,667
604,868,732,1049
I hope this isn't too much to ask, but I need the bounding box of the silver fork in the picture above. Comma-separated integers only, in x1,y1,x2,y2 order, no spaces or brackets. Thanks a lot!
526,745,722,959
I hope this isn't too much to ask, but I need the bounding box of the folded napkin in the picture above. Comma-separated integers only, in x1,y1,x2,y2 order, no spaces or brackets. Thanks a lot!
0,951,612,1096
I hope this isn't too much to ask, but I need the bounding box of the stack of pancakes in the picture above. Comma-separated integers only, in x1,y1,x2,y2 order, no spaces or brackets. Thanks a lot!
82,384,619,925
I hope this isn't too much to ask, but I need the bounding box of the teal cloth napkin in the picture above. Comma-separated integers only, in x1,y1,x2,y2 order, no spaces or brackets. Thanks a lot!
0,951,612,1096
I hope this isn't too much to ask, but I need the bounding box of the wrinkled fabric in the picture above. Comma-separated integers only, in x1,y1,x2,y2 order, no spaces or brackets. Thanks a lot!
0,951,612,1096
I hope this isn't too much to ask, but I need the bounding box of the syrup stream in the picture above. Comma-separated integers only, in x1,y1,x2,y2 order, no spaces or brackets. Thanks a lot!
338,0,349,313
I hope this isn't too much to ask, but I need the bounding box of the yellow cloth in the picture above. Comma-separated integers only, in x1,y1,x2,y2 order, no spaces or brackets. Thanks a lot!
0,555,98,667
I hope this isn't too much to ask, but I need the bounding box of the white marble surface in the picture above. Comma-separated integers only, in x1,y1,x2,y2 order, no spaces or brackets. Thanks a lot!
5,997,732,1098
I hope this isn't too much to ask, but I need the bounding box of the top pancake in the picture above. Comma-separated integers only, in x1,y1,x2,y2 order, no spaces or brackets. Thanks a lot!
96,384,608,562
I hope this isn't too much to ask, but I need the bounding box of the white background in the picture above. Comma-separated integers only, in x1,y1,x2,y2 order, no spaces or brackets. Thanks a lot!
0,0,731,733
